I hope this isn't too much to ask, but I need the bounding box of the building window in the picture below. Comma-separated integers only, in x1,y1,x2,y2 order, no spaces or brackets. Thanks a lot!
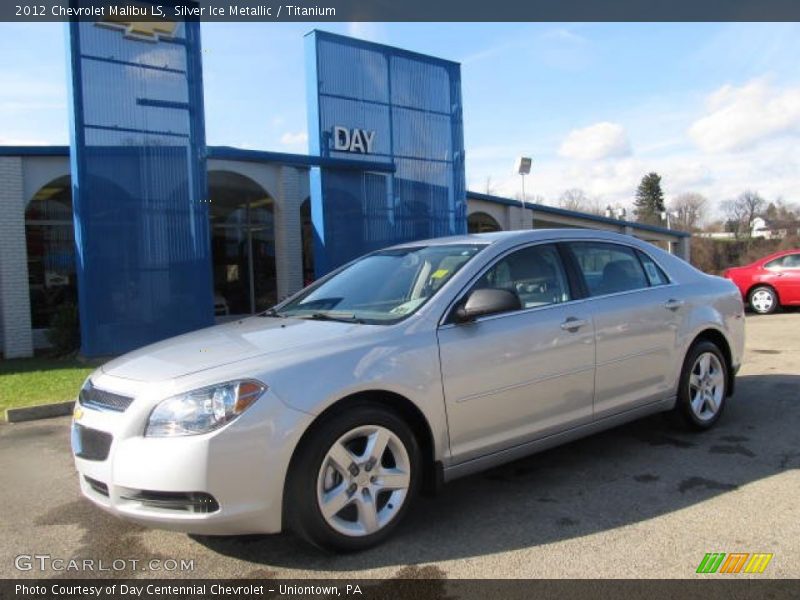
25,176,77,329
468,211,502,233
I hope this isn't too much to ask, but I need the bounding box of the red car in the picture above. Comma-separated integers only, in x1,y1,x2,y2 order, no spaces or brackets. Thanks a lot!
723,249,800,314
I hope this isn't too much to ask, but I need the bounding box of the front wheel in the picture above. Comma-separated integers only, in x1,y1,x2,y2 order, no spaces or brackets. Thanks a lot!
748,286,778,314
671,341,728,430
286,406,421,552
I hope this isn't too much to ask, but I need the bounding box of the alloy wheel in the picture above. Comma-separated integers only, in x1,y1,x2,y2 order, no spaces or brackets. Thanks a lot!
750,289,775,314
688,352,725,422
316,425,411,537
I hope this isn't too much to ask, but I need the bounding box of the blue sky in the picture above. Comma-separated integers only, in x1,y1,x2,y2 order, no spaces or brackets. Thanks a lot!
1,21,799,218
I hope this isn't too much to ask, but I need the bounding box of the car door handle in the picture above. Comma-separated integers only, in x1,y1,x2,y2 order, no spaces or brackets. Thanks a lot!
560,317,589,331
664,299,685,311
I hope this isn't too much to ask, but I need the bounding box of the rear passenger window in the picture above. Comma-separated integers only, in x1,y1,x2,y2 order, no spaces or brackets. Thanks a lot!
637,251,670,286
569,242,649,296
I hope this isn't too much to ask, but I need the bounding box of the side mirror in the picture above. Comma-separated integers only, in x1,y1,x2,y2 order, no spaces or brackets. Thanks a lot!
454,288,521,323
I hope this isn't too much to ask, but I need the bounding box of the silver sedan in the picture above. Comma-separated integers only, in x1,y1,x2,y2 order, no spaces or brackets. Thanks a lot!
71,230,745,551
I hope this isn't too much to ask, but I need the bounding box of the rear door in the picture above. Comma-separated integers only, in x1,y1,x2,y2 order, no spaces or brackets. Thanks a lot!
564,241,682,418
437,243,595,463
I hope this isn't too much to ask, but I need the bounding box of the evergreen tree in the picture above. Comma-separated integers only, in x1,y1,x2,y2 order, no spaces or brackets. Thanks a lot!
634,172,665,224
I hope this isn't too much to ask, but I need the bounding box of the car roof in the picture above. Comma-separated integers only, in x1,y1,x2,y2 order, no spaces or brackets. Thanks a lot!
389,228,648,250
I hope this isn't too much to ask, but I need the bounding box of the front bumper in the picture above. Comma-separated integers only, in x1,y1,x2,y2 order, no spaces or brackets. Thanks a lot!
72,376,314,535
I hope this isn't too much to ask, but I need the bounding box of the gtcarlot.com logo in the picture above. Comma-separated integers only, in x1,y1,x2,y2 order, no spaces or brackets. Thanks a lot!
14,554,194,573
696,552,773,574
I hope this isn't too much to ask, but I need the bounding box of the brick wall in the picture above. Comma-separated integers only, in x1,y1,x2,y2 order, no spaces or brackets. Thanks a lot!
0,157,34,358
274,166,305,301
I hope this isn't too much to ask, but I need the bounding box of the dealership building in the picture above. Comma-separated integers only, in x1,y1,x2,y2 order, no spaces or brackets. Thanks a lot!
0,24,688,359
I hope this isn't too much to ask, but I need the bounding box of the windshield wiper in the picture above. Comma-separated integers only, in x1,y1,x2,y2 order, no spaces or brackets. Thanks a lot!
259,308,286,318
306,312,365,324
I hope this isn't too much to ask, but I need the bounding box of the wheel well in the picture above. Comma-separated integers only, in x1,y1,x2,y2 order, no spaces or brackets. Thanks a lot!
285,390,440,506
746,283,779,302
691,329,735,396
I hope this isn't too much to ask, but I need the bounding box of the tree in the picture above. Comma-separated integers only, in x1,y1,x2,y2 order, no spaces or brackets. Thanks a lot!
484,176,496,196
556,188,603,215
669,192,707,232
721,190,765,239
558,188,590,212
634,172,665,225
763,198,799,222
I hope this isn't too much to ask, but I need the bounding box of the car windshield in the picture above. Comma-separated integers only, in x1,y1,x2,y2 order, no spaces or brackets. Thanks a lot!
274,244,486,324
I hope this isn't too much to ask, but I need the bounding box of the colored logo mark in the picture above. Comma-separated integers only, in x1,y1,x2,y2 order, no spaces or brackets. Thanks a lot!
98,18,178,42
696,552,773,574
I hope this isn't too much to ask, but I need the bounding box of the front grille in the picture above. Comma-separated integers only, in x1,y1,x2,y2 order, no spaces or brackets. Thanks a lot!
84,476,109,497
120,490,219,514
73,423,113,461
79,381,133,412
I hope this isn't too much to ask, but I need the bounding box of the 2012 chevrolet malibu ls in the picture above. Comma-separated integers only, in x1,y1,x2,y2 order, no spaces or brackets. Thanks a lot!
72,230,745,551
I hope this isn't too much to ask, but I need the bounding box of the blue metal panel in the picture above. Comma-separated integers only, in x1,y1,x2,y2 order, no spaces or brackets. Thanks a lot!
305,30,467,277
67,11,213,357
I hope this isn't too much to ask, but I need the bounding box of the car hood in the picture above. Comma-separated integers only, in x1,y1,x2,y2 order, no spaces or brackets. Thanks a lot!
100,317,369,382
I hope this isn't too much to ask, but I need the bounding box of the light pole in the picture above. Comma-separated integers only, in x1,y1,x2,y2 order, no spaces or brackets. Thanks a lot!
514,156,532,230
661,210,675,254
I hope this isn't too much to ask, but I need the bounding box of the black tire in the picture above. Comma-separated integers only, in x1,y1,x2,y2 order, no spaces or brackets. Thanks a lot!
748,285,779,315
671,340,728,431
285,404,421,552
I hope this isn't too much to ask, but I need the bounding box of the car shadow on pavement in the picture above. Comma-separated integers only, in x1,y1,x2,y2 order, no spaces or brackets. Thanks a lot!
193,373,800,570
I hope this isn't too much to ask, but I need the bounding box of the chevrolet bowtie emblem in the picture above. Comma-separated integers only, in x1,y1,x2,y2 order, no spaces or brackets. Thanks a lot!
99,18,179,42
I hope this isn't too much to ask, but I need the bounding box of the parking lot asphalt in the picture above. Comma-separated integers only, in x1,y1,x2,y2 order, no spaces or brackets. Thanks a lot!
1,313,798,580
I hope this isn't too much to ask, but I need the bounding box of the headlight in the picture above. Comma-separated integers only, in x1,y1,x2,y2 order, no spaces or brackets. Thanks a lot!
145,380,266,437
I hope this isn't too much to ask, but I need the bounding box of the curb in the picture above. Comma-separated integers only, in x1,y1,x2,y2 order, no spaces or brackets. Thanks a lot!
5,401,75,423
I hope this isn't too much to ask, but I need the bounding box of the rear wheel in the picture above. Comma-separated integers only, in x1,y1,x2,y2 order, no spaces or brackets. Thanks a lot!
286,406,421,552
671,340,728,430
748,286,778,314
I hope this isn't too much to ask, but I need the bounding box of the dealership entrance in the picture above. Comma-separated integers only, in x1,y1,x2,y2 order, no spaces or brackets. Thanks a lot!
208,171,277,317
25,175,76,330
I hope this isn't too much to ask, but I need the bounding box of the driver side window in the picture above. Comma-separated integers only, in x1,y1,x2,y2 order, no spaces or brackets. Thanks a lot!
474,244,571,309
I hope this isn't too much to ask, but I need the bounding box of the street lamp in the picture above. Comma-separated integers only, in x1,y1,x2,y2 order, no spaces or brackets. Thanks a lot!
661,210,676,254
514,156,532,230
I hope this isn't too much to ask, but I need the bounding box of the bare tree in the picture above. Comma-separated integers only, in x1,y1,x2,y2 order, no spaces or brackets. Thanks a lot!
484,176,496,196
558,188,590,212
528,194,547,207
669,192,707,232
721,190,766,239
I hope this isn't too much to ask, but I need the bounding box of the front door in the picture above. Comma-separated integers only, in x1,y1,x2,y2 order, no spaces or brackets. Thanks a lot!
437,243,595,464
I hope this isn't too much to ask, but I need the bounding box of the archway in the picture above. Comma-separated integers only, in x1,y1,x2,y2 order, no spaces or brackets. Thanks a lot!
468,211,502,233
25,175,76,329
208,171,277,316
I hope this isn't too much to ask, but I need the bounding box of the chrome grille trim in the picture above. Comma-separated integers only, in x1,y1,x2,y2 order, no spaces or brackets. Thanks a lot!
79,381,134,412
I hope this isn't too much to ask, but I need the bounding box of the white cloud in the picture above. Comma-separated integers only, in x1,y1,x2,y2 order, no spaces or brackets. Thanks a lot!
689,79,800,153
0,136,56,146
279,131,308,146
558,122,632,161
346,23,387,43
